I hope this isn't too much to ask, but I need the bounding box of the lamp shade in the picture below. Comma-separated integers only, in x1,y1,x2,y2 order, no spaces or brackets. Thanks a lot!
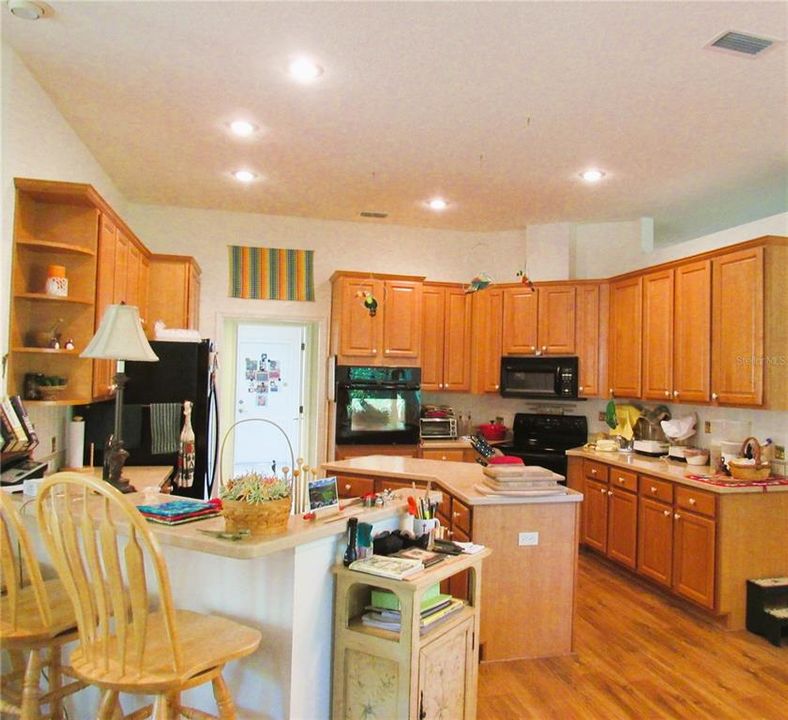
81,304,159,362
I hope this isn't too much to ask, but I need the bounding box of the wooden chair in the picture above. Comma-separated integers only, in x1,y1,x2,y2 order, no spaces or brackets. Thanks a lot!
36,472,262,720
0,491,85,719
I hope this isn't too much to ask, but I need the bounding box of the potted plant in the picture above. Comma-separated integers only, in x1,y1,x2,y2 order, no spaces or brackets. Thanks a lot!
219,471,292,536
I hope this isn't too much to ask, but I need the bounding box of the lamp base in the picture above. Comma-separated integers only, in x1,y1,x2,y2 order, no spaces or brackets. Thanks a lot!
104,436,136,494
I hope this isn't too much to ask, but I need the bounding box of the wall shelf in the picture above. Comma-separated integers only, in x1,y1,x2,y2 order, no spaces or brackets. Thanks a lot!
12,347,81,355
14,293,94,305
16,239,96,256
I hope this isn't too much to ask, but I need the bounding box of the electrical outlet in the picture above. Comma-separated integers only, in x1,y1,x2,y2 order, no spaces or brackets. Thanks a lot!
51,436,57,453
598,411,606,422
776,445,785,461
704,421,711,434
518,532,539,546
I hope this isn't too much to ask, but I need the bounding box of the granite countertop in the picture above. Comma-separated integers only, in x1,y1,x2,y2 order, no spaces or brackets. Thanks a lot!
566,447,788,495
322,455,582,507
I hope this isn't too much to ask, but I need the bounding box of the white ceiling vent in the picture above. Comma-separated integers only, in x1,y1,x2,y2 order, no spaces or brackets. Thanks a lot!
707,31,777,57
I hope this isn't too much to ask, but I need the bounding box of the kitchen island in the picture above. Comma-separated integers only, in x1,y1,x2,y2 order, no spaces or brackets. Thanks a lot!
566,448,788,630
15,467,408,720
322,455,583,661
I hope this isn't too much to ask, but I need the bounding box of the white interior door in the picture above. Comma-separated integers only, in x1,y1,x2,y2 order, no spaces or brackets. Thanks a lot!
234,323,305,476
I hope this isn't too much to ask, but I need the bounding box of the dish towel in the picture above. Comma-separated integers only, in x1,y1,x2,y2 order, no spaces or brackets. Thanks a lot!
150,403,182,455
612,404,641,441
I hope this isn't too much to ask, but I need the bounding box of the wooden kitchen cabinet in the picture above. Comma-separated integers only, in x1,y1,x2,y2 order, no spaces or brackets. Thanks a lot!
420,448,466,462
575,283,606,397
332,550,488,720
421,283,472,391
608,275,642,398
673,508,716,609
673,260,711,403
470,286,504,393
582,477,609,554
641,268,674,401
502,284,575,356
607,469,638,569
637,495,674,587
711,246,763,406
331,272,424,366
147,254,202,332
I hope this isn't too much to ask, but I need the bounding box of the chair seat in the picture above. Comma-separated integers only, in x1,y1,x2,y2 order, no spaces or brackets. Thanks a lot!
70,610,262,693
0,578,78,645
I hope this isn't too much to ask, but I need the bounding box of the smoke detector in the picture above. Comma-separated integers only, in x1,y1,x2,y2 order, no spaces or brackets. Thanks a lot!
706,30,778,57
7,0,48,20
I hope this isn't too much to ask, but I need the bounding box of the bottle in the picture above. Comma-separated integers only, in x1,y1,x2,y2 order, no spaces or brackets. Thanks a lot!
343,517,359,566
177,400,195,488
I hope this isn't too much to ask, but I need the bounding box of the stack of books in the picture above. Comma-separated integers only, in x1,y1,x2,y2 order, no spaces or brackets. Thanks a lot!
0,396,39,455
136,499,221,526
361,583,464,633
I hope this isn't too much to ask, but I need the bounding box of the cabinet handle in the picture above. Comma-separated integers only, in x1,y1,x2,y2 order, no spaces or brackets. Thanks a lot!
674,513,681,520
673,390,679,398
663,509,671,517
711,392,718,400
688,498,696,505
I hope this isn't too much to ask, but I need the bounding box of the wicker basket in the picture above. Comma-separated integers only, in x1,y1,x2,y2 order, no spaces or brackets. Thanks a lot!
728,436,771,481
222,496,291,536
36,384,68,401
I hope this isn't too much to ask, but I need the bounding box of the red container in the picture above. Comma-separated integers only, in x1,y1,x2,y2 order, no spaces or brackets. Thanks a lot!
478,423,507,441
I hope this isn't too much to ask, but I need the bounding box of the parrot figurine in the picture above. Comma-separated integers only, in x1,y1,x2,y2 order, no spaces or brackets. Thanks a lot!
516,269,535,292
465,272,493,294
357,290,378,316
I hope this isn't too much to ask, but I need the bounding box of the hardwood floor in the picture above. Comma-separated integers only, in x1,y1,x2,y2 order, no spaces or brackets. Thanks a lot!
477,551,787,719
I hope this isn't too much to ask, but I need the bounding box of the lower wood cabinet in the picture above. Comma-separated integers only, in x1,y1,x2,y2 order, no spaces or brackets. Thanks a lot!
607,483,638,569
672,502,716,609
332,551,488,720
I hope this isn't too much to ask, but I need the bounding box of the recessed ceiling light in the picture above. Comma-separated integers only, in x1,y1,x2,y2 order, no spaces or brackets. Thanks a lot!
232,170,258,183
427,198,449,211
8,0,47,19
580,169,606,183
289,57,324,83
229,120,258,137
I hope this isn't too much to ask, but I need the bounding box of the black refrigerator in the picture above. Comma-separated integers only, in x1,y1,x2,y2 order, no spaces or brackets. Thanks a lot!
77,340,218,499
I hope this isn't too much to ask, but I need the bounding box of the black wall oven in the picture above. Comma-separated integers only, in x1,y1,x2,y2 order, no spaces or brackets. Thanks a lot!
335,366,421,445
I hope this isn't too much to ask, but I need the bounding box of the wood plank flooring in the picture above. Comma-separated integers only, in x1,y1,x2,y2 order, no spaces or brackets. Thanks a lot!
478,551,787,719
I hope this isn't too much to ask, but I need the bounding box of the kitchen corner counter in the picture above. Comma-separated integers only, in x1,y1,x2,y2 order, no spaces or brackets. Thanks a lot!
566,447,788,494
323,455,582,506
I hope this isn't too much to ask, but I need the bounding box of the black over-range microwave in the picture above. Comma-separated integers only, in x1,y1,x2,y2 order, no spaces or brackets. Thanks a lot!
499,356,582,400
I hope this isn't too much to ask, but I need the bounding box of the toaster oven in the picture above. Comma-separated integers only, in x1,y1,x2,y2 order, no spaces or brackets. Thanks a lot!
419,417,458,440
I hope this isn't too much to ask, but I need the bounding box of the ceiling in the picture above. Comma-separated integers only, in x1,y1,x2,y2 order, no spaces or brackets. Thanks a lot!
3,1,787,243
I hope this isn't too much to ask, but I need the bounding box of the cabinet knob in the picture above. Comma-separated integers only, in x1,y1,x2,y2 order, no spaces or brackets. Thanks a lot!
711,392,718,400
542,345,547,352
609,389,615,397
447,530,454,537
590,468,597,475
674,513,681,520
618,477,625,484
663,509,671,517
579,386,584,393
530,346,536,351
600,487,606,494
441,455,447,461
664,390,670,397
453,511,460,518
495,384,500,389
372,349,378,354
673,390,679,398
650,486,657,493
688,497,696,505
344,484,351,491
607,490,613,496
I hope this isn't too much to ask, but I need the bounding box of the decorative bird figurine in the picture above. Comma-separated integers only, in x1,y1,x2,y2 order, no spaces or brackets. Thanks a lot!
356,290,378,316
464,272,493,294
516,269,535,292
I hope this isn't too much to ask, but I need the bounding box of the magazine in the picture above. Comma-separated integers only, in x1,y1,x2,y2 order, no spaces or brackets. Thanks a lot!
348,554,424,580
361,598,465,633
392,547,446,568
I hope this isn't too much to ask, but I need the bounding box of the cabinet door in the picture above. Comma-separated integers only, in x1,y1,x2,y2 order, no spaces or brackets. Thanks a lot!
187,261,200,329
673,510,716,609
637,497,673,587
338,277,382,360
607,487,638,569
711,247,764,406
673,260,711,403
642,269,674,401
443,287,472,391
418,616,474,720
448,525,471,601
113,230,129,303
92,215,119,399
502,287,538,354
421,285,446,390
421,449,465,462
383,280,422,361
125,241,141,308
582,478,609,553
537,286,576,354
471,287,503,393
608,276,642,398
336,474,375,499
138,254,150,331
575,284,600,397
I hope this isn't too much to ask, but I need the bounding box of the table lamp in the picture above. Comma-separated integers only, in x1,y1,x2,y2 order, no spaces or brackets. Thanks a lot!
81,304,158,493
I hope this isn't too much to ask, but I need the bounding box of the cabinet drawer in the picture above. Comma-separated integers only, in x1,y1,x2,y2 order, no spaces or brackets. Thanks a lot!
675,485,716,518
438,490,452,520
337,475,374,499
583,459,609,483
421,449,465,462
639,475,673,504
609,469,637,493
451,499,472,535
375,478,421,494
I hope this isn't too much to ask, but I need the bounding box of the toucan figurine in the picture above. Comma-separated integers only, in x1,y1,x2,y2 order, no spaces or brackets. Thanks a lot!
358,290,378,316
516,269,535,292
465,272,493,294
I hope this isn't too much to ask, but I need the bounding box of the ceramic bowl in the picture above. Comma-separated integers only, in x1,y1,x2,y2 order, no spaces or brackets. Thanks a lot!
685,449,710,466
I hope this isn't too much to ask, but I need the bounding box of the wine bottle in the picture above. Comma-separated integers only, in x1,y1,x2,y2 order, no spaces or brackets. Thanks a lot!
177,400,196,488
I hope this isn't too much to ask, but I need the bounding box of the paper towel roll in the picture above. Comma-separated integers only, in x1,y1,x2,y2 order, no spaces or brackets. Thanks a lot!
67,417,85,468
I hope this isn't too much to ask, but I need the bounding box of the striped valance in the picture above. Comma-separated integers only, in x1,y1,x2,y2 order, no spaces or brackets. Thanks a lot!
229,246,315,301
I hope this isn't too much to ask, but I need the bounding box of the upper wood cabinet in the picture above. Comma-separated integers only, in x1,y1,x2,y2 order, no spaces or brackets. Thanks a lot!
147,254,202,333
641,269,674,401
608,276,642,398
421,283,472,392
471,287,504,393
575,283,606,397
673,260,711,403
502,284,575,355
331,272,424,367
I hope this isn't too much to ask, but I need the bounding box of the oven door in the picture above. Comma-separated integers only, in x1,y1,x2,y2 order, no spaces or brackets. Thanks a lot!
336,382,421,444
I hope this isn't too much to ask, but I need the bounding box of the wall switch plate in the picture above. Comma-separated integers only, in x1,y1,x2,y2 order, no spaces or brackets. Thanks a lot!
518,532,539,546
704,421,711,434
598,412,606,422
